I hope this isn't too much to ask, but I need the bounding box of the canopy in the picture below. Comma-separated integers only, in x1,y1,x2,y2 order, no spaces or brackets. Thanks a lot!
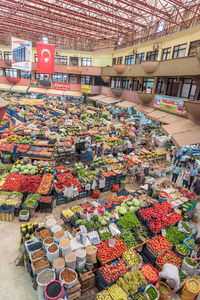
28,87,47,94
45,89,65,96
63,91,82,97
172,127,200,148
115,101,137,109
0,99,9,108
11,85,28,93
147,110,170,122
0,84,12,91
162,119,199,135
88,95,107,101
97,96,122,105
160,114,183,125
134,105,155,114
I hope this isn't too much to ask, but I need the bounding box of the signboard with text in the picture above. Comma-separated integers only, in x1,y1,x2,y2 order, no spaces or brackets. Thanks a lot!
81,85,91,94
53,82,70,90
29,79,38,87
154,94,186,116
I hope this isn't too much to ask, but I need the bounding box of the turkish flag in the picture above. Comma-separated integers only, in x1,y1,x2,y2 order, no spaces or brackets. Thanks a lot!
36,43,55,74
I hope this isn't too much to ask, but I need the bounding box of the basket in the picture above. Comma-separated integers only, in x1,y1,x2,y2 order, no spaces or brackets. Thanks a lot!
141,264,159,284
159,282,171,300
144,284,159,300
183,238,195,251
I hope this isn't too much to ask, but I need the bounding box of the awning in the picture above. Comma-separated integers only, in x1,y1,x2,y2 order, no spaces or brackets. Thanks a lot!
115,101,137,109
160,114,183,125
162,119,199,135
88,95,107,101
172,127,200,147
147,110,170,122
0,84,12,91
97,96,122,105
134,105,155,114
45,89,64,96
11,85,28,93
0,99,9,108
63,91,82,97
28,87,47,94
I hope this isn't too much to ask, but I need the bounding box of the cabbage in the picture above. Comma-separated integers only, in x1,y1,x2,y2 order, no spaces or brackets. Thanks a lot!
115,206,120,213
30,170,36,175
127,201,132,206
103,216,110,222
11,168,18,173
101,220,107,225
130,206,137,213
119,207,127,215
132,199,140,207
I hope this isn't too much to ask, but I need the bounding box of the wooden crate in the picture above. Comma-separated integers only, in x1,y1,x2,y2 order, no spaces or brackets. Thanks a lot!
79,270,95,293
67,282,81,300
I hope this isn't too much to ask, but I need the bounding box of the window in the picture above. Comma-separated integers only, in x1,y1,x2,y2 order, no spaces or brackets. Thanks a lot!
156,78,164,94
173,44,186,59
4,51,12,60
122,77,130,90
146,51,158,61
5,68,17,78
34,54,38,63
125,55,134,65
110,77,121,88
166,78,179,96
35,73,50,80
52,73,67,83
135,53,144,64
142,78,154,92
68,74,78,84
69,57,79,66
80,75,91,85
117,57,123,64
20,70,31,79
162,48,171,60
180,78,196,99
188,40,200,56
0,51,2,60
81,58,91,66
54,55,68,65
157,21,165,33
113,57,123,65
0,68,3,76
132,78,141,91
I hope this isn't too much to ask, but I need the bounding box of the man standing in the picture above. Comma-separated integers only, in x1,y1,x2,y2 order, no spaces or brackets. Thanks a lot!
189,164,198,189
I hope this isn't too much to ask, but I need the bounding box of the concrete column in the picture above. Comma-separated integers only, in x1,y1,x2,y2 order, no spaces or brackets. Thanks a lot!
177,77,183,97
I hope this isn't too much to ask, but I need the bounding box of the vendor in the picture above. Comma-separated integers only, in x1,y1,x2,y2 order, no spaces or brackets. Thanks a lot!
97,143,104,157
123,139,133,155
112,144,119,157
193,175,200,195
156,263,180,298
191,238,200,260
30,130,36,139
135,162,145,185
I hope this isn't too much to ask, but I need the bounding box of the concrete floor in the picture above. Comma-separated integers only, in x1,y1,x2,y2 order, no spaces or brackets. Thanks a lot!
0,183,199,300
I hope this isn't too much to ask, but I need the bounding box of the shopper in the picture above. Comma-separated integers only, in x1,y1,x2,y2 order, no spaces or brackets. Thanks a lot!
112,144,119,157
30,130,36,139
172,162,182,183
189,164,198,189
182,167,191,188
156,263,180,298
123,139,133,155
193,176,200,195
135,162,145,185
97,143,104,157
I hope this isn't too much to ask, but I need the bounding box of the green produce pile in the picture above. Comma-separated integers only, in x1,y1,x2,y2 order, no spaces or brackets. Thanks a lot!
118,212,140,231
117,270,147,295
119,231,138,248
0,164,12,172
23,193,40,208
17,136,34,144
181,222,190,233
146,286,159,300
98,211,114,226
166,226,186,246
186,239,195,249
188,280,199,291
99,226,112,240
123,249,140,268
185,257,198,267
177,244,189,255
134,293,148,300
133,224,151,242
97,290,112,300
178,269,187,283
85,220,95,231
160,283,170,295
115,199,143,217
11,164,38,175
0,171,9,179
107,284,127,300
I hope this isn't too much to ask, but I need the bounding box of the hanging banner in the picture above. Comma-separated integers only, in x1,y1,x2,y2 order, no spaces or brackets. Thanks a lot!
54,82,70,90
12,37,32,71
36,43,55,74
81,85,91,94
29,79,38,87
154,94,186,115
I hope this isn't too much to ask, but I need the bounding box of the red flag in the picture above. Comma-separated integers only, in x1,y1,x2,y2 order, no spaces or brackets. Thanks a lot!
36,43,55,74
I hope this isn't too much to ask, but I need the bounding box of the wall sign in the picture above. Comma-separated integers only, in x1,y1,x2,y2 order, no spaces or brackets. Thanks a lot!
12,37,32,71
154,94,186,115
81,85,91,94
53,82,70,90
